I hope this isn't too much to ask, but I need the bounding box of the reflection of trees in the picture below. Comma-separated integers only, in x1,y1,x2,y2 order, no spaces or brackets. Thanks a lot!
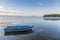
43,14,60,17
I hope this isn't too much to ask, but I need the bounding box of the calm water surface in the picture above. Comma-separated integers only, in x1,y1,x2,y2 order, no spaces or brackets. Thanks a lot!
0,17,60,40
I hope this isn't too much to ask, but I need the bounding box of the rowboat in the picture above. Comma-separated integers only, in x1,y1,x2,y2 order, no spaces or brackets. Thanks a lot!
4,25,33,33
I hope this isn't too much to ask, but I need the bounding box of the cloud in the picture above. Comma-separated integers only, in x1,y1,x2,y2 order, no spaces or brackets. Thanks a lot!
0,6,4,8
0,6,7,11
0,6,41,16
38,2,44,6
0,6,32,16
0,6,16,12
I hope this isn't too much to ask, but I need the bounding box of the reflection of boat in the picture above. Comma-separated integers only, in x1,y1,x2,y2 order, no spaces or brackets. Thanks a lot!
4,25,33,33
5,29,33,35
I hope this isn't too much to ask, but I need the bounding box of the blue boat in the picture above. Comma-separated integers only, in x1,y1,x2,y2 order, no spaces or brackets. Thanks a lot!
4,25,33,32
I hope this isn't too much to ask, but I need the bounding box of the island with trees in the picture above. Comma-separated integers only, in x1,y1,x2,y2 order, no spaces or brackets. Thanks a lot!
43,14,60,17
43,14,60,20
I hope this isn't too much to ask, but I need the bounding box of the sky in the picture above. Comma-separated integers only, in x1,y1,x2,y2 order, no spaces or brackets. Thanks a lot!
0,0,60,16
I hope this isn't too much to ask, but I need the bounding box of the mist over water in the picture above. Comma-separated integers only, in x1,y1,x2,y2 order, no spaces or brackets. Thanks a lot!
0,16,60,40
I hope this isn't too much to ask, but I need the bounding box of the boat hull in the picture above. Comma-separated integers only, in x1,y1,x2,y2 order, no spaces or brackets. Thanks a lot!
4,28,32,32
4,29,33,35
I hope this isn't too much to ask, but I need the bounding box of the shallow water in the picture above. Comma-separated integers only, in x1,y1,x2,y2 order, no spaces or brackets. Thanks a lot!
0,17,60,40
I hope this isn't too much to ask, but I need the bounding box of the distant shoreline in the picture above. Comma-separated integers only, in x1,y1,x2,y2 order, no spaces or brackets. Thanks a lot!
43,14,60,17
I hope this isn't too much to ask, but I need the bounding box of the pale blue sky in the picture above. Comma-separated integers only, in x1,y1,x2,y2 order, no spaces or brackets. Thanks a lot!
0,0,60,16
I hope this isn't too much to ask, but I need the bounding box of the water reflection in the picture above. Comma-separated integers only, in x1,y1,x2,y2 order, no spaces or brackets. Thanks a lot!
44,19,59,21
1,17,60,40
43,17,60,21
5,29,33,35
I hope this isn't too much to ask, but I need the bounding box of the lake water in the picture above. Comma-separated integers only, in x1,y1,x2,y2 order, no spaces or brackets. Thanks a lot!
0,17,60,40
